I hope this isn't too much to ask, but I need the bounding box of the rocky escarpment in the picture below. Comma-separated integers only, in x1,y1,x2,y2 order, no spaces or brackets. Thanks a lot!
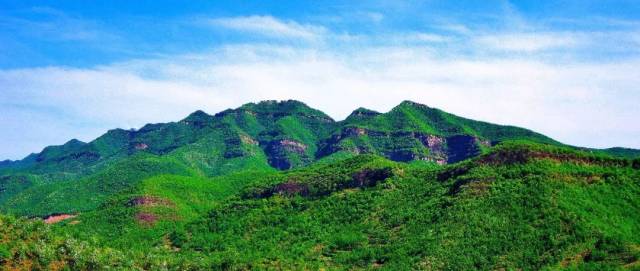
3,100,588,179
446,135,489,163
263,139,311,170
317,127,490,164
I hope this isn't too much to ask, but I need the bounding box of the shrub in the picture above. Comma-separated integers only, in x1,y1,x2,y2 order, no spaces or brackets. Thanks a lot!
0,244,10,263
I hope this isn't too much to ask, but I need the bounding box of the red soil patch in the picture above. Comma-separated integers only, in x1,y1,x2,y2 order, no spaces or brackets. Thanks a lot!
135,212,158,225
128,196,177,226
44,214,76,224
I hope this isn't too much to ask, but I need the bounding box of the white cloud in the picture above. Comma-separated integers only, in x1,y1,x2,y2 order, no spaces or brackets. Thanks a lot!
2,12,640,159
435,23,472,35
406,32,451,43
1,43,639,160
206,15,326,40
474,32,583,52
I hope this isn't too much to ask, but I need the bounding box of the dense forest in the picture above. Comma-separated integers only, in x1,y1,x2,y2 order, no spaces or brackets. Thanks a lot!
1,100,638,270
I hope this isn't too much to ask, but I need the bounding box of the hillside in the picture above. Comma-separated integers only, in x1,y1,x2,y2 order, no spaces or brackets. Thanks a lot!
0,100,572,216
0,100,639,270
0,142,638,269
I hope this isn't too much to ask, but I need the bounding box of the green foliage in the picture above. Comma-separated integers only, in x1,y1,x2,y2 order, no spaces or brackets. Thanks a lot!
0,100,639,270
0,142,624,269
600,147,640,159
0,153,196,216
241,154,397,198
341,101,556,142
2,100,636,215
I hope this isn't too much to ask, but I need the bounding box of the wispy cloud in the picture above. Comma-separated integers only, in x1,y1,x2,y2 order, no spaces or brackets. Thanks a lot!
474,32,583,52
206,15,326,40
353,11,384,23
405,32,451,43
2,43,639,160
2,8,640,159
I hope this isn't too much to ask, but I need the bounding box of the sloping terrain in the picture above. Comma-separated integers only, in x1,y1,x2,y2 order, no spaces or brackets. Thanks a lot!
0,142,638,270
0,100,590,216
0,100,639,270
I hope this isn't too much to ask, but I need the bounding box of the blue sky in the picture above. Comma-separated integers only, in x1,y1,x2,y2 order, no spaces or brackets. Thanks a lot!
1,0,640,159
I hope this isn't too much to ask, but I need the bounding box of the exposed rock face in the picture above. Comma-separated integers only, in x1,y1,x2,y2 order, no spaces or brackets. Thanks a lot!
217,125,251,159
263,139,310,170
446,135,483,164
240,134,258,145
134,143,148,150
317,127,489,165
223,135,244,159
279,140,308,153
416,134,448,164
316,129,364,157
421,135,445,150
344,127,367,136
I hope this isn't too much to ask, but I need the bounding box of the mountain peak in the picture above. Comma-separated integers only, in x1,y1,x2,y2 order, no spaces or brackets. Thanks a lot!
183,110,213,123
395,100,433,110
65,139,86,146
238,99,334,121
345,107,380,121
351,107,380,115
241,99,310,111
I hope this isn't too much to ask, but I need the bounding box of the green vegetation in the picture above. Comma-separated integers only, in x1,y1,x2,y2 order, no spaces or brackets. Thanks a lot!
0,100,639,270
599,147,640,159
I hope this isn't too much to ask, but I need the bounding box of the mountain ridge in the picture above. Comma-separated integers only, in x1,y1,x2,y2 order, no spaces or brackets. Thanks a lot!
1,100,639,270
2,99,638,170
2,140,638,269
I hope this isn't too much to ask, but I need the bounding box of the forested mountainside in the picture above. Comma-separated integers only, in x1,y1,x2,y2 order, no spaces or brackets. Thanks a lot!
1,100,639,270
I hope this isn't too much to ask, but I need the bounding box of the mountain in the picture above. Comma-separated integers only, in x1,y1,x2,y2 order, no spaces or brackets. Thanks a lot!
0,100,559,174
1,141,639,270
599,147,640,159
322,101,558,164
0,100,639,270
1,100,637,216
0,100,566,215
